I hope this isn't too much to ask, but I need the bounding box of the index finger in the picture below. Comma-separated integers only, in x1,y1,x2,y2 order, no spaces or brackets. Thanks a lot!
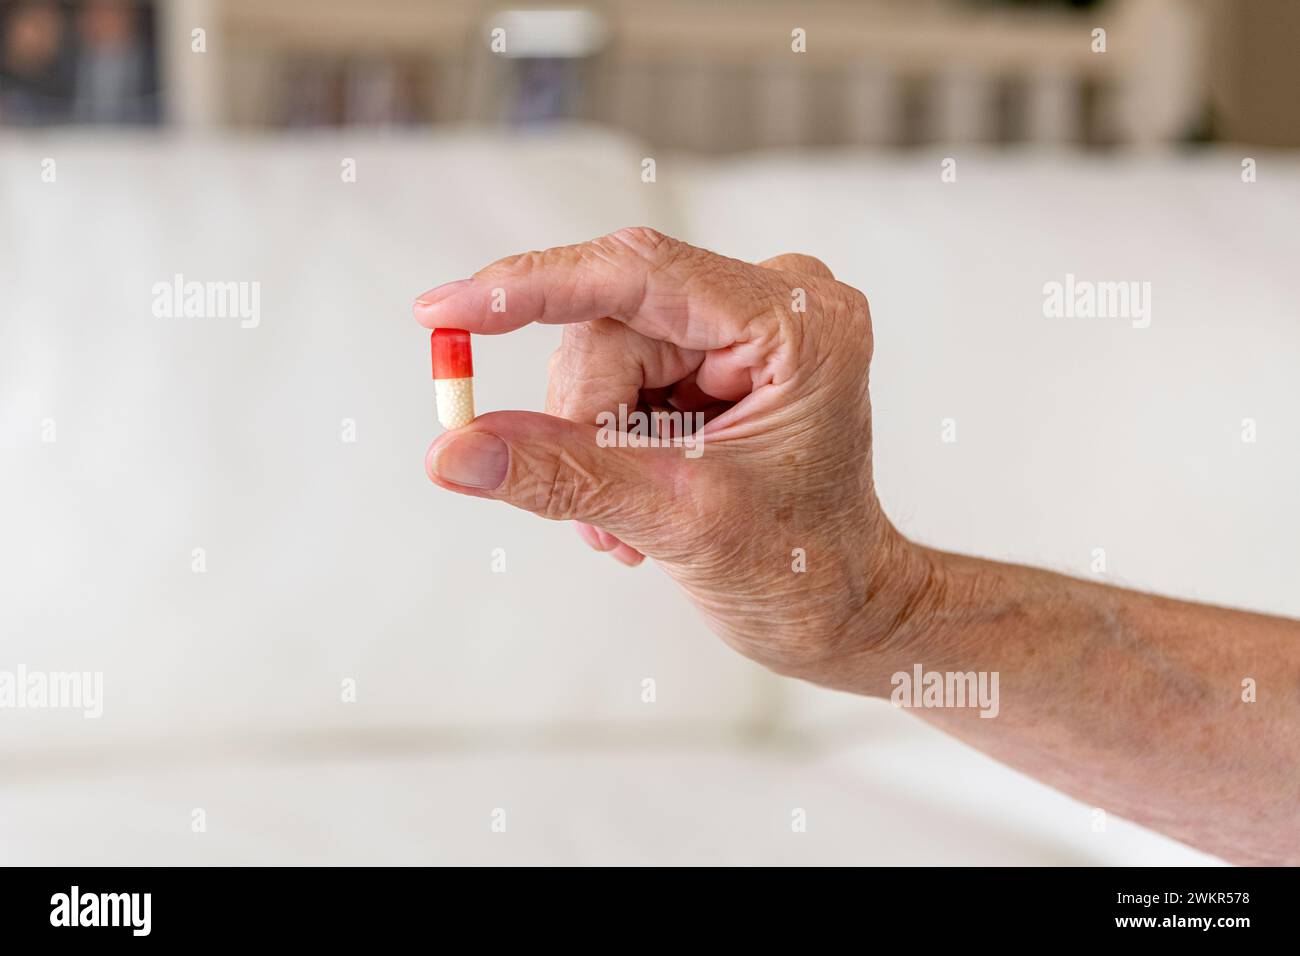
412,227,786,353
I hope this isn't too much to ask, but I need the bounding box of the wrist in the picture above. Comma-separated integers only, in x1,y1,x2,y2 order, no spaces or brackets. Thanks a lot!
803,524,952,696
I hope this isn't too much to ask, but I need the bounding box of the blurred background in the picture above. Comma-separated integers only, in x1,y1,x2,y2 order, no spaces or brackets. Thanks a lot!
2,0,1298,865
3,0,1299,147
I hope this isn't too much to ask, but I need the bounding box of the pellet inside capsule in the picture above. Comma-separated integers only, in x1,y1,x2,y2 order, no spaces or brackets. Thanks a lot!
431,328,474,429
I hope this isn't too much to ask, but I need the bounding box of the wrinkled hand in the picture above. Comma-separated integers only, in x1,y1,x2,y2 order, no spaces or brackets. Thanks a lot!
415,228,934,687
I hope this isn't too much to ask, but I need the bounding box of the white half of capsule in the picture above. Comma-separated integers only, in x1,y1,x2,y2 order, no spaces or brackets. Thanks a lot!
435,377,475,430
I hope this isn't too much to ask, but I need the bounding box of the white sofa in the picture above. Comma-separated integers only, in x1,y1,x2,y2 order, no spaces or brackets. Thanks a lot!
3,127,1294,864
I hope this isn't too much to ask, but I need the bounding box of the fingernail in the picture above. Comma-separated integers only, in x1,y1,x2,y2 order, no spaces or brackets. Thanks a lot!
575,522,608,551
415,279,472,308
611,544,645,567
432,432,509,489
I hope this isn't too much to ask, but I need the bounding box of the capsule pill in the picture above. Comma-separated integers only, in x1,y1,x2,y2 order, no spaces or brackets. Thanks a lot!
431,328,475,429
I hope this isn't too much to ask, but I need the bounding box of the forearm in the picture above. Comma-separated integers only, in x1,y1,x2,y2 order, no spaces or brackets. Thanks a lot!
866,547,1300,865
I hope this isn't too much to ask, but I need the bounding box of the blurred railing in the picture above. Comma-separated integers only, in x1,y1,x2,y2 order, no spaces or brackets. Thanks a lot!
0,0,1208,147
186,0,1205,148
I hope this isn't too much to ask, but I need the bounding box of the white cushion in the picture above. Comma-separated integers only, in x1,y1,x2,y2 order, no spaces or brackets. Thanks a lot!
0,130,768,754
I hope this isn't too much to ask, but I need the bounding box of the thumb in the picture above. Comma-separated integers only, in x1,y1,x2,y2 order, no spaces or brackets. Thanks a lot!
426,410,685,532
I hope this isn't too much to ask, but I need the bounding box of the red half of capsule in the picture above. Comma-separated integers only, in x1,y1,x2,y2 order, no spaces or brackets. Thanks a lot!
431,328,473,379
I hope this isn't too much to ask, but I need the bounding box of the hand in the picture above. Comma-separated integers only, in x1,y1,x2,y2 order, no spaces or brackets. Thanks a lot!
414,227,934,686
416,228,1300,864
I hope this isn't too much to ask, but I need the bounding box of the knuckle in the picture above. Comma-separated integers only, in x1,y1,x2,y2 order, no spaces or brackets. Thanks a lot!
802,254,833,278
600,226,682,269
826,283,873,359
771,253,834,279
477,248,542,280
838,282,870,320
608,225,671,252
